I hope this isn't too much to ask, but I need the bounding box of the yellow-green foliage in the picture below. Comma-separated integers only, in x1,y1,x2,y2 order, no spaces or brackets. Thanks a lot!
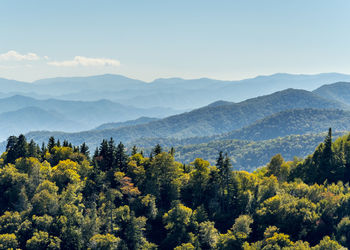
0,134,349,249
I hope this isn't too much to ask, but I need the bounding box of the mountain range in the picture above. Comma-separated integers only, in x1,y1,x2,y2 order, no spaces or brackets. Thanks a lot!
2,73,350,171
25,88,350,149
0,95,180,141
2,72,350,110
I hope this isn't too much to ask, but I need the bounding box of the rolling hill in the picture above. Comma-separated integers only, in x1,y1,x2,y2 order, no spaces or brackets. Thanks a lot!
218,108,350,141
24,88,349,149
313,81,350,105
123,108,350,149
172,132,347,171
94,117,159,130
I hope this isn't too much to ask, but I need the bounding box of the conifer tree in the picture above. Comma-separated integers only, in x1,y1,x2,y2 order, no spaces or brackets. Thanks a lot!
216,151,224,170
80,143,90,158
131,145,138,156
47,136,55,153
41,142,47,159
152,144,162,156
5,136,18,164
116,142,128,172
16,135,28,159
170,147,175,156
28,140,38,158
320,128,334,182
63,140,69,147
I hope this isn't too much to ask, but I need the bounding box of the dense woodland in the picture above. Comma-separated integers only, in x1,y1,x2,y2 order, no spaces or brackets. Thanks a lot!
0,129,349,249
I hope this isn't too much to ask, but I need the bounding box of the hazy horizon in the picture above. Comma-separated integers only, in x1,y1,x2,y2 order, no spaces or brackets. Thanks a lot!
1,71,350,84
2,0,350,82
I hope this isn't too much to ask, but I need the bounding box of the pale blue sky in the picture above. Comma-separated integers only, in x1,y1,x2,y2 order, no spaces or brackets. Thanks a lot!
1,0,350,82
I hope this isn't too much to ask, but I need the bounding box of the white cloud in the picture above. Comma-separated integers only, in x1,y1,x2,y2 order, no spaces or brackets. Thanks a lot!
0,50,40,61
48,56,120,67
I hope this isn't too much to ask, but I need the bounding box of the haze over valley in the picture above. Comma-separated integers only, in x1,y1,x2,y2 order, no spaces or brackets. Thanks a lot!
1,73,350,170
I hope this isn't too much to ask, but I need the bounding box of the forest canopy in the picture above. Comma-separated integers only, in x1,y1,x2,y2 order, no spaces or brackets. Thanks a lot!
0,129,349,249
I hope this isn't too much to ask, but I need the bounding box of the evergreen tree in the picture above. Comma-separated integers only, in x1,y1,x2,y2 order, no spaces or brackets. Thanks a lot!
216,151,224,170
320,128,334,182
131,145,138,156
93,147,99,159
16,135,28,159
152,144,162,156
47,137,55,153
98,139,109,171
107,138,116,168
116,142,128,172
28,140,38,158
170,147,175,156
63,140,69,147
80,143,90,158
5,136,18,164
41,142,47,159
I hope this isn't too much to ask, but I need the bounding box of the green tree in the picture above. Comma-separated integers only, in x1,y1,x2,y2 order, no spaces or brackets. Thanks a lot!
0,233,18,249
89,234,120,250
26,231,61,250
198,221,219,249
163,202,193,248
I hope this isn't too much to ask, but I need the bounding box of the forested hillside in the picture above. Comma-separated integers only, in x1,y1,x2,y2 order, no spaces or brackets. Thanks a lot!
219,109,350,141
314,81,350,105
25,89,348,148
173,132,347,171
94,117,159,131
0,130,349,249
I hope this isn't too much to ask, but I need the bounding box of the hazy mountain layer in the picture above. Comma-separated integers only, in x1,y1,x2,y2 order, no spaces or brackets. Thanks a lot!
0,95,180,140
2,73,350,109
313,81,350,105
94,117,159,130
25,89,348,149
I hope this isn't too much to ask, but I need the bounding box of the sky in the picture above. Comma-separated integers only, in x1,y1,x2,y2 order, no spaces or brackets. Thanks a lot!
1,0,350,82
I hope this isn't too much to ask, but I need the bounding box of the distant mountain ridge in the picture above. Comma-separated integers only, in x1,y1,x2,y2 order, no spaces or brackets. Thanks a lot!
94,117,159,130
0,106,82,141
25,88,349,149
218,108,350,141
313,82,350,105
0,95,181,141
2,72,350,109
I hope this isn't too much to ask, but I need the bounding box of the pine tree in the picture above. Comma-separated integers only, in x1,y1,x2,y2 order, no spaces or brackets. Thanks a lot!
5,136,18,164
131,145,138,156
93,147,99,159
170,147,175,156
320,128,334,182
80,143,90,158
152,144,162,155
98,139,110,171
116,142,128,172
107,138,116,169
47,136,56,152
216,151,224,170
16,135,28,159
28,140,38,158
41,142,47,159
